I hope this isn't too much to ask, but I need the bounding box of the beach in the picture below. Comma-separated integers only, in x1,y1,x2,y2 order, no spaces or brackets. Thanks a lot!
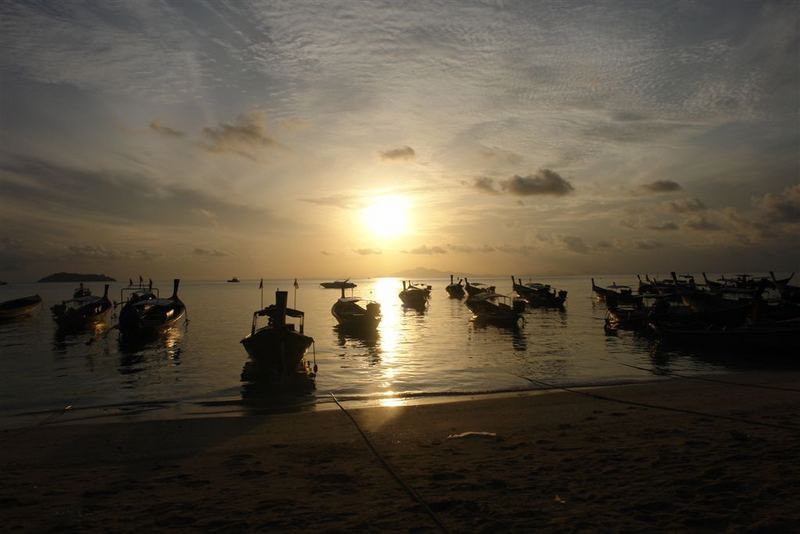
2,371,800,532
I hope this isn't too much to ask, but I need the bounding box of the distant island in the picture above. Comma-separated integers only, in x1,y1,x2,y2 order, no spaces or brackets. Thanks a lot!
38,272,116,283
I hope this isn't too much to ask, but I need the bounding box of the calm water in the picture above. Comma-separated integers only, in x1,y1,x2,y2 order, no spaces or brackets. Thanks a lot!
0,276,781,424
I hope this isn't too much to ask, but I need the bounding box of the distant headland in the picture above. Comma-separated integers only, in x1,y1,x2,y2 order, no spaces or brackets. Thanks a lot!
38,272,116,283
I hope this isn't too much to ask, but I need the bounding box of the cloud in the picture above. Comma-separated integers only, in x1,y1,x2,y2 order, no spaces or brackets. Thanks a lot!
149,120,185,138
478,146,523,165
502,169,574,196
320,250,332,256
402,245,447,255
447,244,496,253
667,198,707,213
495,244,536,255
67,245,161,261
379,146,415,161
559,235,589,254
595,240,616,250
473,177,500,195
0,154,278,230
685,216,722,231
202,111,278,159
646,222,679,231
755,185,800,223
192,248,228,257
353,248,381,255
635,240,663,250
637,180,682,194
300,194,362,210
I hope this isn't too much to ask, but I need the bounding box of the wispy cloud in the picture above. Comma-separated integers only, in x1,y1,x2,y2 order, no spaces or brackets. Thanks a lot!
635,240,663,250
402,245,447,255
473,177,500,195
379,146,415,162
300,194,362,210
503,170,574,196
646,222,679,231
192,248,229,257
755,185,800,223
353,248,381,255
149,120,185,138
202,111,279,160
685,216,722,231
67,245,161,261
667,198,707,213
559,236,589,254
636,180,682,195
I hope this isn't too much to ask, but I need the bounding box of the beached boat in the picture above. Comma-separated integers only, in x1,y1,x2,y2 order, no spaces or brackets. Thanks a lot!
0,295,42,320
399,280,430,309
227,277,240,283
445,275,465,299
320,279,357,289
241,290,316,380
51,284,112,329
331,288,381,331
118,279,186,336
467,292,525,328
513,277,567,308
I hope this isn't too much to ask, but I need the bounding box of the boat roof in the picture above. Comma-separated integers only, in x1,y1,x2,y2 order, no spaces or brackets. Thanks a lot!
337,296,373,303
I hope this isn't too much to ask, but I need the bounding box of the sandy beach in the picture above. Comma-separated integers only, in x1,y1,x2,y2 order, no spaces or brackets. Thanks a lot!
2,371,800,532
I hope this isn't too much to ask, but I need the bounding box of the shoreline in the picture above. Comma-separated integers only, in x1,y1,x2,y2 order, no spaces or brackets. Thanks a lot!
3,369,800,531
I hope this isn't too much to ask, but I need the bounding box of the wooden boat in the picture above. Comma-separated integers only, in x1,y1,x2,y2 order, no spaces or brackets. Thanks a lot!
649,318,800,351
0,295,42,320
331,288,381,331
399,280,429,309
513,277,567,308
464,278,495,298
241,290,315,380
227,277,240,283
320,279,357,289
467,292,525,328
118,279,186,336
445,275,465,299
51,284,112,329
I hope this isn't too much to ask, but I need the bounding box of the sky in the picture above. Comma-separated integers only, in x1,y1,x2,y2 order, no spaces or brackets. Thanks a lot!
1,0,798,281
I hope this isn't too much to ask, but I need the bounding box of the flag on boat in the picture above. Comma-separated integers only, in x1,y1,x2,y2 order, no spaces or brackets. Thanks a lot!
258,278,263,289
293,278,299,289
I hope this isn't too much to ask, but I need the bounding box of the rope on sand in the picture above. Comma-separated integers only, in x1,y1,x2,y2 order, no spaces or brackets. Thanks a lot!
602,358,800,393
515,375,800,434
329,393,450,534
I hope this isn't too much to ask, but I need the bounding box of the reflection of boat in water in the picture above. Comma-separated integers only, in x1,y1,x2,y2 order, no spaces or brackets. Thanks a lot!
118,279,186,338
321,279,357,289
241,290,316,383
51,284,112,329
399,281,430,309
0,295,42,320
445,275,465,299
467,292,525,328
227,277,240,283
331,288,381,331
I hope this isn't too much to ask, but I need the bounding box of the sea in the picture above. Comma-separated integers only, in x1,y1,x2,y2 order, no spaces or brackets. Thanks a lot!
0,275,788,427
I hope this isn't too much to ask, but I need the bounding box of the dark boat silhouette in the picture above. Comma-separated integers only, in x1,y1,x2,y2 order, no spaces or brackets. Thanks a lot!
331,287,381,331
241,290,316,382
51,284,112,329
118,279,186,336
320,279,357,289
399,280,430,309
513,276,567,308
467,292,525,329
445,275,465,299
227,277,241,283
0,295,42,320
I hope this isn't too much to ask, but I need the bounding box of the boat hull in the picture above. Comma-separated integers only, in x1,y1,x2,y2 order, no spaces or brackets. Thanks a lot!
118,298,186,336
0,295,42,320
241,327,314,377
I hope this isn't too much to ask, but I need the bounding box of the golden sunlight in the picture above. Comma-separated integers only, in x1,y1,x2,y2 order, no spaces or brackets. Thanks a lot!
361,196,410,238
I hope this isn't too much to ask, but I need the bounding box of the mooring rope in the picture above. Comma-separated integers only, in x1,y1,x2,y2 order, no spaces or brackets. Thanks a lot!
329,393,449,534
515,374,800,433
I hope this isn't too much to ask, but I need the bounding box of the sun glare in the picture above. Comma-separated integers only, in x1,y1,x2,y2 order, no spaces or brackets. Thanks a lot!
361,196,410,238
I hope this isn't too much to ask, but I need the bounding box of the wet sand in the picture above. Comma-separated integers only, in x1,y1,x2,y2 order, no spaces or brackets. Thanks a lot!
2,371,800,532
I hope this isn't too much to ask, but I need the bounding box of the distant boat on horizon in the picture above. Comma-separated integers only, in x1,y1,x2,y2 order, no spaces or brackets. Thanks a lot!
227,277,241,283
320,279,357,289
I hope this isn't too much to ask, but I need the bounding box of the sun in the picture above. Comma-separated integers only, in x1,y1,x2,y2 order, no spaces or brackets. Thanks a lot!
361,196,410,238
